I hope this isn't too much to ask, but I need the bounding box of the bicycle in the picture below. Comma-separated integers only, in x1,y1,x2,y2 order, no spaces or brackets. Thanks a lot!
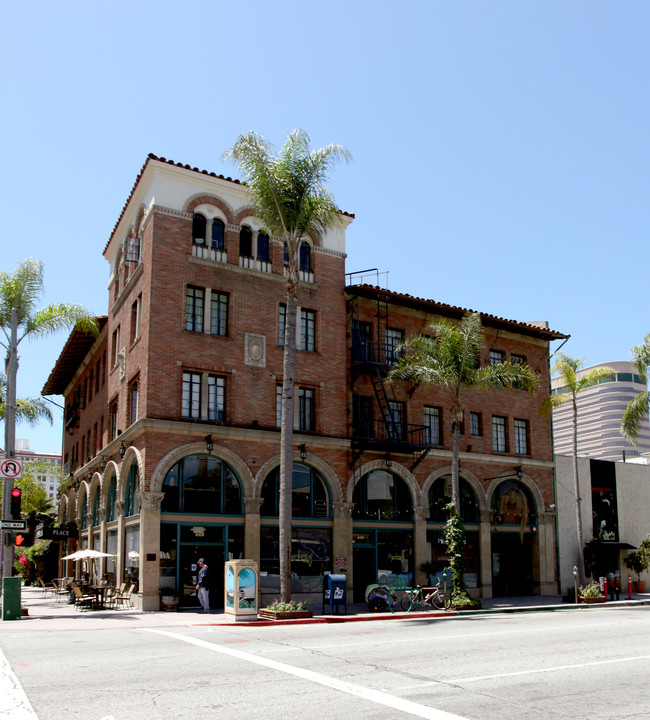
400,578,451,611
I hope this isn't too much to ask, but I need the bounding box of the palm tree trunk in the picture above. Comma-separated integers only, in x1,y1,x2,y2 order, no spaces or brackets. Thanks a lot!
279,291,298,602
2,308,18,580
572,396,586,584
450,409,462,511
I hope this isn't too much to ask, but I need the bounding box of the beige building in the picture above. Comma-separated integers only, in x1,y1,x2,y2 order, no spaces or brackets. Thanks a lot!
551,361,650,461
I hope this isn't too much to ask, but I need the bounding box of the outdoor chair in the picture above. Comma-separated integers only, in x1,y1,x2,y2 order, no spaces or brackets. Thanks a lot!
38,578,55,599
72,584,96,611
113,583,135,610
52,580,69,603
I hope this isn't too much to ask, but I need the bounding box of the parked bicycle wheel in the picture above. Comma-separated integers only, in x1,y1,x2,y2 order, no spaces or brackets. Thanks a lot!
401,589,422,611
433,591,451,610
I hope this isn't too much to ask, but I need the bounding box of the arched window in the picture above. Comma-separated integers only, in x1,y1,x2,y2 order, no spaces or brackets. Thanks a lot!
211,218,225,251
261,463,329,518
491,480,536,526
162,454,242,515
353,470,413,521
124,463,139,518
239,226,253,258
299,241,311,272
192,213,207,245
106,474,116,522
428,476,479,523
80,494,88,530
92,490,100,527
257,232,270,262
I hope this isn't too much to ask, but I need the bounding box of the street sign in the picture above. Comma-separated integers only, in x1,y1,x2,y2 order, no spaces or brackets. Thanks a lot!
1,520,27,531
37,526,70,540
0,459,22,479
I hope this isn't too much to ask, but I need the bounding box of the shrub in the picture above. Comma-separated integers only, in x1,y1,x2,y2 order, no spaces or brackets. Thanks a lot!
264,599,308,611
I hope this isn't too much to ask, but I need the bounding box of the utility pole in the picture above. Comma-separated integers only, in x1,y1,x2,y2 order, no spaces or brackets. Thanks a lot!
2,308,18,580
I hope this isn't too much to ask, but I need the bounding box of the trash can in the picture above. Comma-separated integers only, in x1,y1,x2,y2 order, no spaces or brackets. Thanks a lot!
322,573,347,614
2,577,21,621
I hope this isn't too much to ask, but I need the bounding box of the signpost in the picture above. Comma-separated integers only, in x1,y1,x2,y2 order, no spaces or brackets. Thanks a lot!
0,520,27,531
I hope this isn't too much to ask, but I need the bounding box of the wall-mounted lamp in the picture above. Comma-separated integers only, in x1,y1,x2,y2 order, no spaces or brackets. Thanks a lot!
385,453,392,470
87,470,92,481
100,456,106,470
119,441,126,458
205,434,213,454
299,444,307,461
516,467,523,479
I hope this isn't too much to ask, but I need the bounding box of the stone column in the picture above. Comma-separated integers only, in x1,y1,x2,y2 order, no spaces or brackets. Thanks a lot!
480,510,493,598
137,492,165,611
244,498,264,564
332,502,354,590
413,506,429,585
98,509,107,577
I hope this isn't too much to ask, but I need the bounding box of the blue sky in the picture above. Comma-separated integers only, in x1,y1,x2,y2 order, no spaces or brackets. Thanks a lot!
1,1,648,453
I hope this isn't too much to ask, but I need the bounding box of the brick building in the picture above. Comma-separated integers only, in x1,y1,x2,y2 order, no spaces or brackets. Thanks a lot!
44,154,567,610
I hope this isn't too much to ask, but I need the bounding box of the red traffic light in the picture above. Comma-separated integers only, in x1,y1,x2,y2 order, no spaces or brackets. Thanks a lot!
13,532,33,547
10,487,21,519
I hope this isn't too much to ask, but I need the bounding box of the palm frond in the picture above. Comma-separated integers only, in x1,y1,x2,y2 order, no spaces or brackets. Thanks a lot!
0,258,44,327
621,390,650,444
24,304,98,339
630,334,650,384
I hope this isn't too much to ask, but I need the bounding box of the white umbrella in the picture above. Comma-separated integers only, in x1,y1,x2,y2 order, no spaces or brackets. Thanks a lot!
61,549,115,560
128,550,140,560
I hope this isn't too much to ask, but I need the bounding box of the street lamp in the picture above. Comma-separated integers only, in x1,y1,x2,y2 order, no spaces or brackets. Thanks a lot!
573,565,578,604
205,434,213,454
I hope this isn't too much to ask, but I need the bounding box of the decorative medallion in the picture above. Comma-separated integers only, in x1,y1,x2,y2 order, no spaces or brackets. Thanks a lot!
245,333,266,367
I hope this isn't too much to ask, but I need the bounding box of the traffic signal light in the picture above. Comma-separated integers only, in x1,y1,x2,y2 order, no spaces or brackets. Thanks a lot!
13,532,33,548
10,488,21,519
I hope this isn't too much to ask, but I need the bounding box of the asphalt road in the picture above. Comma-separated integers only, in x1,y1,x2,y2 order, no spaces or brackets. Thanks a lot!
2,605,650,720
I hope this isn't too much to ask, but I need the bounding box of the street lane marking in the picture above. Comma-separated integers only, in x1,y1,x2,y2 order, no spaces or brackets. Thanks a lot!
143,628,468,720
0,648,39,719
446,654,650,684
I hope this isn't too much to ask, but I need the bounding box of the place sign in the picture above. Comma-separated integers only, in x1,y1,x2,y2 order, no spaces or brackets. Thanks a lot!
1,520,27,531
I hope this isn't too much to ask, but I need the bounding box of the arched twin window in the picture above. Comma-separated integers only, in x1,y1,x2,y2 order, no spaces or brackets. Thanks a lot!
106,474,116,522
427,477,479,523
353,470,413,521
80,494,88,530
193,213,225,251
283,241,312,273
261,463,329,518
239,226,253,258
92,490,100,527
124,463,139,518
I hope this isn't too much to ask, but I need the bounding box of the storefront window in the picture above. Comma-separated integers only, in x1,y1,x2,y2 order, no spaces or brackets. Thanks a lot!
261,463,329,518
352,470,413,521
106,530,117,584
123,525,140,588
491,480,536,526
428,476,479,523
162,454,242,515
425,529,480,588
106,474,116,522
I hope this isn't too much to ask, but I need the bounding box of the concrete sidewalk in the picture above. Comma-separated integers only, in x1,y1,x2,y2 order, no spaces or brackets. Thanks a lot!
3,584,650,632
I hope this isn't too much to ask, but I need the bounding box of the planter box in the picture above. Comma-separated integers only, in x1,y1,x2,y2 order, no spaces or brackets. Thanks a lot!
452,603,482,611
633,581,647,593
258,609,313,621
580,597,606,604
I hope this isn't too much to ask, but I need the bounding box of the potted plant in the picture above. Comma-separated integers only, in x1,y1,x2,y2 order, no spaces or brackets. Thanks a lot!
578,581,605,603
258,599,313,621
624,547,650,593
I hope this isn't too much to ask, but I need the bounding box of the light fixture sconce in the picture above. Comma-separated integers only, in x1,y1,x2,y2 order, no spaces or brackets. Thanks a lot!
100,456,106,470
299,444,307,461
385,453,392,470
87,470,92,481
119,441,126,458
516,466,523,479
205,434,213,454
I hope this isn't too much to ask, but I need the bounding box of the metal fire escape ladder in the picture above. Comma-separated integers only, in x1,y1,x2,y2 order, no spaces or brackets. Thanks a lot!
371,369,400,442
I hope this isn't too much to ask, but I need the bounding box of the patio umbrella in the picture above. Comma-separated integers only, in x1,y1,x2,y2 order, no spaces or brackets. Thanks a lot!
61,549,115,560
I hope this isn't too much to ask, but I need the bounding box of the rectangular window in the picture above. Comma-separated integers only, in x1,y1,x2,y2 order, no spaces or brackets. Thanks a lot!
388,400,406,441
130,294,141,344
110,401,118,441
492,416,507,452
129,379,138,426
99,416,104,451
353,395,374,439
101,352,106,386
88,370,93,402
511,354,527,389
182,371,201,419
514,419,529,455
424,406,441,445
489,349,505,365
385,328,403,364
352,321,372,362
470,411,482,436
210,292,228,336
111,327,120,367
208,375,225,422
300,309,316,352
298,387,315,431
185,286,204,332
278,304,286,347
95,359,101,393
276,384,283,427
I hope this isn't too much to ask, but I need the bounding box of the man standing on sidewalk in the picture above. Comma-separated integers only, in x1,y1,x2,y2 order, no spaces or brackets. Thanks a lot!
195,558,210,613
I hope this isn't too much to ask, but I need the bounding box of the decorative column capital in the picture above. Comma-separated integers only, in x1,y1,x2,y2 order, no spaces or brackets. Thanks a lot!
115,500,125,516
98,508,107,523
481,509,493,524
138,492,165,512
332,502,354,519
413,505,430,521
244,497,264,515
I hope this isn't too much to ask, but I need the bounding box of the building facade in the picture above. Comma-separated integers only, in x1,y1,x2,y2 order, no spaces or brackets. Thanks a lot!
551,361,650,461
44,154,566,610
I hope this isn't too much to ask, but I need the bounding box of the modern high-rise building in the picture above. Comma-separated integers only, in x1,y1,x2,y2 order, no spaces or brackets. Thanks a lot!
551,361,650,461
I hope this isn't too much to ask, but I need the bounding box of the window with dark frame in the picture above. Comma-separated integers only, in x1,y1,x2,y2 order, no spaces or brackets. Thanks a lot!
185,286,205,332
278,304,286,346
385,328,403,364
129,379,138,426
192,213,207,245
489,349,505,365
424,406,442,445
208,375,225,422
210,291,228,336
211,218,225,251
182,371,201,419
257,232,270,262
239,226,253,258
298,387,315,431
514,418,529,455
470,411,482,436
300,309,316,352
492,415,507,452
299,241,311,272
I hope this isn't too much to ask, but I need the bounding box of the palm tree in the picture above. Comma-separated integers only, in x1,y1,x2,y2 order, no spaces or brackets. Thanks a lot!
541,353,615,583
223,130,351,601
621,333,650,445
0,373,53,426
0,257,97,579
388,311,539,511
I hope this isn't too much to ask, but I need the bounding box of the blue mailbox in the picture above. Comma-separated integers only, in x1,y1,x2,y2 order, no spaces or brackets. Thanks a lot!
323,573,347,614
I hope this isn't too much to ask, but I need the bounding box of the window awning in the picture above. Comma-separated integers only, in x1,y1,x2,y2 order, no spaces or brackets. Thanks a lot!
603,542,636,550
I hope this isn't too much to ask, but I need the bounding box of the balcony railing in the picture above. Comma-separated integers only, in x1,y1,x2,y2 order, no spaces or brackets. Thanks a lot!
352,420,429,452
